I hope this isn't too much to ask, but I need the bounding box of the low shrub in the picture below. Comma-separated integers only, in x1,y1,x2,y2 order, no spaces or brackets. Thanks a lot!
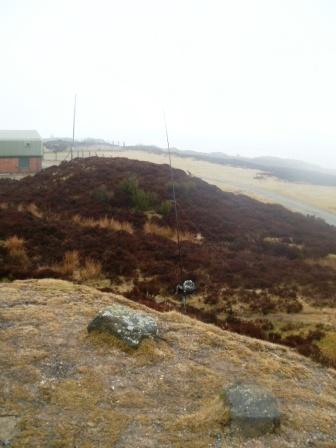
158,200,172,216
119,177,158,211
91,185,114,203
286,300,303,313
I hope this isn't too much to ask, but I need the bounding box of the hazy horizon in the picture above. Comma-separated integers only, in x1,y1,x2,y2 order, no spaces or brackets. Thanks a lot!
1,0,336,169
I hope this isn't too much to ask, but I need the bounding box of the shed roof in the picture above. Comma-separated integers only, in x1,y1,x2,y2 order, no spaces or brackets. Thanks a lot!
0,130,41,141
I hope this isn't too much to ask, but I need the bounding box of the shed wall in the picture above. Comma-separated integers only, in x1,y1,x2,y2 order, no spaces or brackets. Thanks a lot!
0,157,42,174
0,140,42,157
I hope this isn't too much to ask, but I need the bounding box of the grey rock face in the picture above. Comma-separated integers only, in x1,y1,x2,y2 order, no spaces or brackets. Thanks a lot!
223,383,281,437
87,304,159,347
0,416,18,446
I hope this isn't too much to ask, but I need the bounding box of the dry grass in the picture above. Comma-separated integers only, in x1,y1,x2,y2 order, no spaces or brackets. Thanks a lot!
52,252,104,283
88,331,173,365
144,221,202,243
79,258,103,281
318,332,336,363
3,235,26,253
2,235,29,268
167,397,229,433
25,202,43,218
56,250,80,276
0,202,43,217
320,254,336,270
306,254,336,271
72,214,134,234
1,279,336,447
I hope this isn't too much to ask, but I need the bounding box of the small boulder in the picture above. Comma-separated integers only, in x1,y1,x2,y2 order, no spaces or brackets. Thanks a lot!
87,304,159,348
223,383,281,437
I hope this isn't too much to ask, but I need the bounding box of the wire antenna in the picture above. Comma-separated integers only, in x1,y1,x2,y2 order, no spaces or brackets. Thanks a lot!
163,111,184,284
71,94,77,160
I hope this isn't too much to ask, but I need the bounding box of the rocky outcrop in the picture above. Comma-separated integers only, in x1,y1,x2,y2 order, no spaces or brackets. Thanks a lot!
87,304,159,347
223,383,281,437
2,279,336,448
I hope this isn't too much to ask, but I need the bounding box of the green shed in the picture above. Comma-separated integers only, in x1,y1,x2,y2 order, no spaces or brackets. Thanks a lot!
0,130,43,174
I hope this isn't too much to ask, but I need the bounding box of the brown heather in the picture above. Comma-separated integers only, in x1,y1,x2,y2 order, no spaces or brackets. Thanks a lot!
0,157,336,367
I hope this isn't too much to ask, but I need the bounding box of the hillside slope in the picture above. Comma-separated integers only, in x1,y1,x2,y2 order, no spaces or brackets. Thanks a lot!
0,157,335,366
42,149,336,225
1,279,336,447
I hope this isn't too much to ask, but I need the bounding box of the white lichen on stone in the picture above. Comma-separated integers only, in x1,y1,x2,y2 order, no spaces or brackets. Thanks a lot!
88,304,159,347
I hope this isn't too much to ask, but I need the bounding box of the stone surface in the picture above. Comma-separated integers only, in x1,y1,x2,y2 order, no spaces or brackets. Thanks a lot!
0,416,18,445
87,304,159,347
223,383,281,437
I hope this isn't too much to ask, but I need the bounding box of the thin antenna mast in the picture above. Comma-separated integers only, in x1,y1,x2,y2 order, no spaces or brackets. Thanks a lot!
163,112,184,283
71,94,77,160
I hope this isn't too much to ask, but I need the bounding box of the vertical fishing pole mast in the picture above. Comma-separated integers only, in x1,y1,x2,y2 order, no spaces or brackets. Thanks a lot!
163,112,184,284
71,94,77,160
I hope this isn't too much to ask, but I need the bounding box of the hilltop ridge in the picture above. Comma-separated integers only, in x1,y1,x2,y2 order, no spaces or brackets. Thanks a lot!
44,140,336,185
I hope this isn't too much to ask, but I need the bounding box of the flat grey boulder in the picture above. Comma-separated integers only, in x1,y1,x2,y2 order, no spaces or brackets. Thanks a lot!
223,383,281,438
87,304,159,348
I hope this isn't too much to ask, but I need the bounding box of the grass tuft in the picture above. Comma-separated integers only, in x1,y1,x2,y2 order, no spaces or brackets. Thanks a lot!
57,250,80,276
169,397,229,432
3,235,30,268
72,214,134,234
26,202,43,218
143,221,201,243
80,258,103,281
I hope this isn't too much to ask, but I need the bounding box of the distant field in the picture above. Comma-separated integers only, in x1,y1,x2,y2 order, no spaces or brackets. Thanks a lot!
43,148,336,226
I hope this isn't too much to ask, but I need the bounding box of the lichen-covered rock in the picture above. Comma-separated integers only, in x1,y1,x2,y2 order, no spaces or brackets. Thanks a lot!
87,304,159,347
0,416,18,446
223,383,281,437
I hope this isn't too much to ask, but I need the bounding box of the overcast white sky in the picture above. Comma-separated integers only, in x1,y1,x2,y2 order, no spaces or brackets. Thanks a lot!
1,0,336,167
